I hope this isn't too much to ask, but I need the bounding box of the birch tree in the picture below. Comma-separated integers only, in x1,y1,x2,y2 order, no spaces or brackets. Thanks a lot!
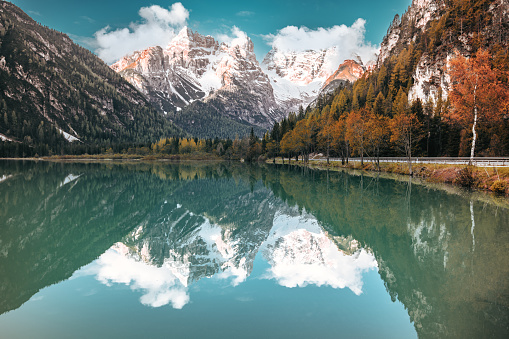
449,49,508,163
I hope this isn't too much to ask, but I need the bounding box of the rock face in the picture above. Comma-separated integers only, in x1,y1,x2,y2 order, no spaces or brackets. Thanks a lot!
378,0,449,104
378,0,447,66
112,27,281,131
378,0,509,104
321,59,366,95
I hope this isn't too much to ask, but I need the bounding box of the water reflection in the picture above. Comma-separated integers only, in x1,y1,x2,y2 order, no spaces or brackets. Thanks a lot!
262,212,377,293
88,244,190,308
82,197,377,308
0,161,508,338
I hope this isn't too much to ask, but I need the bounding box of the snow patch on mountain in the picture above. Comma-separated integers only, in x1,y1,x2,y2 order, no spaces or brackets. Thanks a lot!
58,128,79,142
261,47,339,111
0,133,15,142
112,26,281,127
262,47,371,112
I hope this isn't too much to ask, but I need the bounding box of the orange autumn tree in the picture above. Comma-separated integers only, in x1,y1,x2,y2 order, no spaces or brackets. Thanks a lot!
292,119,314,162
317,105,334,164
448,49,509,163
331,117,349,164
390,89,421,176
345,108,369,166
366,113,389,171
280,131,295,161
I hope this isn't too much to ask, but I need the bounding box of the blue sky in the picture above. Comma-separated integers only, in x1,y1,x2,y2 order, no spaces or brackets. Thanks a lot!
9,0,412,63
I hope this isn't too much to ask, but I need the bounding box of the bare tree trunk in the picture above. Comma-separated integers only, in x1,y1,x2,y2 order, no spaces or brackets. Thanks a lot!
407,128,413,176
470,87,478,165
346,142,349,164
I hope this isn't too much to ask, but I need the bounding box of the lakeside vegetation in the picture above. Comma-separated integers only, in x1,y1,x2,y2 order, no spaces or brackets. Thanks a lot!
269,157,509,195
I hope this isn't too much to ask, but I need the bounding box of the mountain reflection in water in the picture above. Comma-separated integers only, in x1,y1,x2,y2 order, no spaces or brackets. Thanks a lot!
0,161,508,338
83,210,377,309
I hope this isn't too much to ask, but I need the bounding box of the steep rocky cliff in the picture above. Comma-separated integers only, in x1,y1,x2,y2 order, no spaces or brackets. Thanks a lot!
378,0,509,104
320,58,367,95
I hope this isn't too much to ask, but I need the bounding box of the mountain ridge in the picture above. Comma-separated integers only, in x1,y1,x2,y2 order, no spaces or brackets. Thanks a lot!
0,1,182,156
111,27,369,137
111,26,282,137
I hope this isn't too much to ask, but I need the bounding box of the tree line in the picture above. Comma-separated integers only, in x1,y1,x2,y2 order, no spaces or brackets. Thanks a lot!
263,48,508,172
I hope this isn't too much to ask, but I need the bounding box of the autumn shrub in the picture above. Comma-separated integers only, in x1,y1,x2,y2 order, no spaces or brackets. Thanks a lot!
454,166,478,187
490,180,507,194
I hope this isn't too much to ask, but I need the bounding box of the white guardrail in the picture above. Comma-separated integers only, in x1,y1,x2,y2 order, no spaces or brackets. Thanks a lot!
315,157,509,167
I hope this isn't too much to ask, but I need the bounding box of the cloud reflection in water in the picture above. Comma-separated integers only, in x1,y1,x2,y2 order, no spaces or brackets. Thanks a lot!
89,243,190,308
86,210,377,308
263,213,378,295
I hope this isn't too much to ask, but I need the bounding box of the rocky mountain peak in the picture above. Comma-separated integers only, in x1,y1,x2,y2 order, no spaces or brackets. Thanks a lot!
110,26,281,135
320,59,365,94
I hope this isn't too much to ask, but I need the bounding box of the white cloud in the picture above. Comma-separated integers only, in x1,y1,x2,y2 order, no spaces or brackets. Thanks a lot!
217,26,250,49
264,18,379,64
236,11,255,17
94,2,189,64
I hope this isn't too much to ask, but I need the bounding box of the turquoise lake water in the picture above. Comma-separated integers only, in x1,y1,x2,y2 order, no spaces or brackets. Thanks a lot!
0,161,507,338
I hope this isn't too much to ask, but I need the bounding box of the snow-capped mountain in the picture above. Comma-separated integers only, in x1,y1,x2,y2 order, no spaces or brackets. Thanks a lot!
112,27,281,131
262,47,366,112
112,27,369,133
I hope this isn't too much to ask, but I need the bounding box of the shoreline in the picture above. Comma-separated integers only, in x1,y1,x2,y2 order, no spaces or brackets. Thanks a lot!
2,155,508,196
0,154,226,163
267,158,509,196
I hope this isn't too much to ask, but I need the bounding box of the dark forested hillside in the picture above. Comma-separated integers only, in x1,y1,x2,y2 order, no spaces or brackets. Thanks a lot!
0,1,182,157
170,98,267,139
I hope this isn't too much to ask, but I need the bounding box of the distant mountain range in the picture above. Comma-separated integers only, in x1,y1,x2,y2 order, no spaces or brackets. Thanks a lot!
1,0,506,149
0,1,370,145
112,26,369,138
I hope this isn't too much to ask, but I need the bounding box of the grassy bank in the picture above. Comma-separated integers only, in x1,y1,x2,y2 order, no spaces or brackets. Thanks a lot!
269,158,509,195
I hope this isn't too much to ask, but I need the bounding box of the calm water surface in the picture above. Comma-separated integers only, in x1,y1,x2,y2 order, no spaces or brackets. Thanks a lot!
0,161,508,338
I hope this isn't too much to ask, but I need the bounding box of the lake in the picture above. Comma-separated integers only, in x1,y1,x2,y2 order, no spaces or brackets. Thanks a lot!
0,160,508,338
